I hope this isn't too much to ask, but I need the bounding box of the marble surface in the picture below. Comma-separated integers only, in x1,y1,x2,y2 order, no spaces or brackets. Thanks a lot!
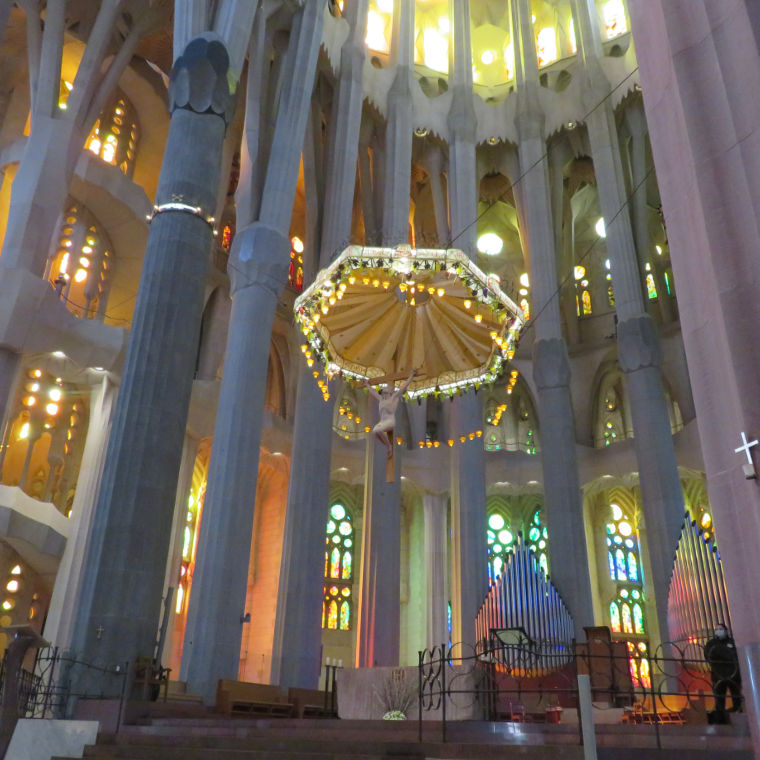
6,719,99,760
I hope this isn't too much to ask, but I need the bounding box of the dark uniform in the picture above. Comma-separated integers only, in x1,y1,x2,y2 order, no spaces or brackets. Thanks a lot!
704,629,742,722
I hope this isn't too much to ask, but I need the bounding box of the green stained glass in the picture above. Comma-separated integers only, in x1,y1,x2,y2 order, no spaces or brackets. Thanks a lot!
493,543,502,553
498,529,513,545
664,271,671,294
326,520,336,534
542,527,548,539
344,538,352,548
332,535,340,544
620,588,629,598
631,589,640,600
606,523,616,535
610,602,621,632
341,550,352,580
330,547,341,578
339,520,352,535
493,556,503,578
327,600,338,629
627,552,639,582
646,273,657,300
487,530,495,544
529,526,540,542
539,553,548,576
339,601,350,630
533,511,541,525
330,504,346,520
489,514,505,530
633,603,645,634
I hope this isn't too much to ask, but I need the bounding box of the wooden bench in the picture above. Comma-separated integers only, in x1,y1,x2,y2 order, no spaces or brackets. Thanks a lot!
216,679,293,717
288,687,334,718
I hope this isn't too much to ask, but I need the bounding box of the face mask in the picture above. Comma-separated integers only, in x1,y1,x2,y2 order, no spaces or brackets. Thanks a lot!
716,629,728,639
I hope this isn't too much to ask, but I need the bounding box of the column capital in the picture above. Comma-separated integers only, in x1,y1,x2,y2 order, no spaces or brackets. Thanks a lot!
169,34,234,126
533,337,571,390
617,314,663,372
514,89,546,143
229,222,291,297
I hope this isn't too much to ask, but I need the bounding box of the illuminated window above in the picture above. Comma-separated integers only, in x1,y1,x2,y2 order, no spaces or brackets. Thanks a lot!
323,503,354,631
85,91,138,176
602,0,628,39
476,232,503,256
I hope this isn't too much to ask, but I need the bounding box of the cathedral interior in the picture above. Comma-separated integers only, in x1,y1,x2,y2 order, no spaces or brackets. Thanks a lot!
0,0,759,755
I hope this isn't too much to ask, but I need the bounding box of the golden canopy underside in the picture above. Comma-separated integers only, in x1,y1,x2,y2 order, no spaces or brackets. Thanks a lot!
317,268,504,393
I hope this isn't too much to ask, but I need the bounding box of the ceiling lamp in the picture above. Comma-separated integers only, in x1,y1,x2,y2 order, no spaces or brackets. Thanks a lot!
477,232,504,256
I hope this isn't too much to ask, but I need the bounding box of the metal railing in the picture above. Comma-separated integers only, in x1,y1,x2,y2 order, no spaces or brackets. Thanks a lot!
418,635,742,748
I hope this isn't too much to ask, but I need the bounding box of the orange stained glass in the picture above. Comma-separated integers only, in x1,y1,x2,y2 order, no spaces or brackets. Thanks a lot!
622,603,633,633
327,600,338,629
330,547,341,578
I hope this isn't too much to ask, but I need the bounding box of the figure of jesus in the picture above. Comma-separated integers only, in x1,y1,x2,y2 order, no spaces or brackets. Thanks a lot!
364,368,417,458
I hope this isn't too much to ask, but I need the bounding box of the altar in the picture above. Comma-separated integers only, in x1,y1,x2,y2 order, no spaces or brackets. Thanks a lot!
336,665,482,721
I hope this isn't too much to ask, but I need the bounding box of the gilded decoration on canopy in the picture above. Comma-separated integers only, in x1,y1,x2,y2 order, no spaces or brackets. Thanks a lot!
294,245,525,399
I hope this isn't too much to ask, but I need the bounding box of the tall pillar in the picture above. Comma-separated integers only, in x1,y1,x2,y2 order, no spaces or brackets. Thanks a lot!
627,1,760,752
43,375,117,649
270,0,369,689
423,492,448,648
512,0,594,636
355,0,414,669
446,0,488,651
67,37,233,687
572,0,685,647
181,4,326,702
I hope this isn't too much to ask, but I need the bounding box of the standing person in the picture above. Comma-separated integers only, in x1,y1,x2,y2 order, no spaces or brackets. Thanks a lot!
364,368,417,458
704,623,742,723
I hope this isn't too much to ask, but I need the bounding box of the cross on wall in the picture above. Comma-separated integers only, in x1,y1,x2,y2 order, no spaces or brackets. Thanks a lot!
735,432,758,479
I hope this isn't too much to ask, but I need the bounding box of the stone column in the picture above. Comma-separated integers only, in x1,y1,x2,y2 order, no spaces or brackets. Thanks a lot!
511,0,595,636
355,0,414,669
627,1,760,752
446,0,488,651
423,492,448,648
270,0,369,689
572,0,685,647
43,375,117,649
181,4,326,702
356,400,402,667
67,37,233,688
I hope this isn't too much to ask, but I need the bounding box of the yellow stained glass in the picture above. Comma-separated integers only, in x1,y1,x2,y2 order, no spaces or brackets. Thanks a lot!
327,600,338,629
339,601,350,630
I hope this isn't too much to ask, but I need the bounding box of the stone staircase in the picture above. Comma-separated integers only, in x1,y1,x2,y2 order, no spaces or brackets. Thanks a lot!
54,715,753,760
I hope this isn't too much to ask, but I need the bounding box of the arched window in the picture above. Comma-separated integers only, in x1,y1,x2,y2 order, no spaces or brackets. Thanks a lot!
605,501,649,687
85,90,139,176
601,0,628,39
483,372,539,454
536,27,558,67
288,237,304,292
526,509,549,576
46,203,113,320
574,265,592,316
487,511,514,583
644,263,657,300
323,503,354,630
0,364,87,513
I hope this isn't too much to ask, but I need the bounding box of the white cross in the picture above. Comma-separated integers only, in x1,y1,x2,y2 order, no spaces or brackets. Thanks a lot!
734,432,758,464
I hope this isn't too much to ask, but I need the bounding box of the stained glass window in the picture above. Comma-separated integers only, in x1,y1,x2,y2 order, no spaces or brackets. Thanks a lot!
85,91,138,176
487,512,514,583
288,237,304,291
323,503,354,630
645,273,657,300
610,602,621,632
602,0,628,39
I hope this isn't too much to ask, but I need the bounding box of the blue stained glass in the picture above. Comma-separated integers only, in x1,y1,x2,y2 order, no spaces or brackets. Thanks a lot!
608,551,616,580
627,552,639,582
616,548,627,580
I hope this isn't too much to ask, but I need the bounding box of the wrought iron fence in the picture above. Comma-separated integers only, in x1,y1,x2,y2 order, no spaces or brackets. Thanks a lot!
0,647,129,721
418,635,743,748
